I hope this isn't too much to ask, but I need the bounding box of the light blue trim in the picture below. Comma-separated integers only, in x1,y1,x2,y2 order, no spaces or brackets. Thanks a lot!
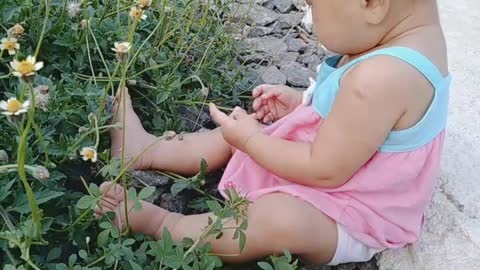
312,46,451,152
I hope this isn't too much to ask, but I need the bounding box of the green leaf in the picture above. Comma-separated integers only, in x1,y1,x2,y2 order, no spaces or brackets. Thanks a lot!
134,201,143,211
99,221,112,229
123,238,135,246
283,249,292,262
97,229,110,247
128,187,137,200
0,180,15,201
129,261,143,270
138,186,155,200
206,200,223,216
257,262,274,270
11,191,64,214
47,247,62,262
78,249,87,260
170,180,191,197
199,158,208,179
90,183,101,197
239,230,246,252
68,254,77,267
76,195,97,210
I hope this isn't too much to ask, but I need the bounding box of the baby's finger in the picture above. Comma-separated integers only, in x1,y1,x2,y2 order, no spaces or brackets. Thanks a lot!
261,91,276,100
252,84,273,98
252,97,264,111
256,105,268,119
264,112,274,124
267,98,277,121
209,103,230,127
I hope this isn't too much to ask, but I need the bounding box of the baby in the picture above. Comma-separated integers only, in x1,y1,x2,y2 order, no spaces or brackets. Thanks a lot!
96,0,450,265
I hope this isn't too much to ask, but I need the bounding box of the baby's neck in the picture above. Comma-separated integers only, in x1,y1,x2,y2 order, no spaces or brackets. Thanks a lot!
379,0,440,47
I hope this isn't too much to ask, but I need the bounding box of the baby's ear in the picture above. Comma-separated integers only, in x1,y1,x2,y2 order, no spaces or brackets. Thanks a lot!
362,0,391,25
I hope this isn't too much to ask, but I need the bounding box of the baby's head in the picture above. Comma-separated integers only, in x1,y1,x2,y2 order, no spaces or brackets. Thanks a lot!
306,0,437,54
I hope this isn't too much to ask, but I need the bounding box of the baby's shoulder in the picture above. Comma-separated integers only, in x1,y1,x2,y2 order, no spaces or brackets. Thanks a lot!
340,53,435,101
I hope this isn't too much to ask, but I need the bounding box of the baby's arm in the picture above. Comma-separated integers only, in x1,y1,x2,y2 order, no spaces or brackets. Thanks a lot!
244,58,410,188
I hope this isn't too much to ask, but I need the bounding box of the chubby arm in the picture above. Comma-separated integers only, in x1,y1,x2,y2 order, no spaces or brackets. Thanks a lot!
210,58,413,188
242,59,408,188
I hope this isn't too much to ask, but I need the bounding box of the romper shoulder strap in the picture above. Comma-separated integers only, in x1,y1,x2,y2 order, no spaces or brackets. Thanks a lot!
338,46,446,89
312,46,451,152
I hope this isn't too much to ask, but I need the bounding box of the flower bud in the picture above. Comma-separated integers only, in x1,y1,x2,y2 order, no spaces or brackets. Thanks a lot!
31,165,50,181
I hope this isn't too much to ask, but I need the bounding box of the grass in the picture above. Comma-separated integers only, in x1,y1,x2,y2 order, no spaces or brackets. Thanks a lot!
0,0,293,269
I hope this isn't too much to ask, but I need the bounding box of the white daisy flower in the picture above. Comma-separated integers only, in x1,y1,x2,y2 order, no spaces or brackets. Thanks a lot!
0,97,30,116
10,56,44,78
136,0,152,9
7,24,25,38
129,6,147,21
80,147,97,162
0,37,20,55
67,1,82,18
111,42,132,54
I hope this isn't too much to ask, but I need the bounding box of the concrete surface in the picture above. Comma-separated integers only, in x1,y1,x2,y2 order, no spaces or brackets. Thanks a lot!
377,1,480,269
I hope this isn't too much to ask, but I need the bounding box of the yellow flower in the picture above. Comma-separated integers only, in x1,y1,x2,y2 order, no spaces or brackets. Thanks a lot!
7,24,25,38
0,38,20,55
80,147,97,162
0,97,30,116
130,6,147,21
10,56,44,78
111,42,132,54
136,0,152,9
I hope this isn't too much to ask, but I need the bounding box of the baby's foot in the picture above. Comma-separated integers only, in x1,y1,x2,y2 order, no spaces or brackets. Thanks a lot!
95,181,172,236
110,87,157,170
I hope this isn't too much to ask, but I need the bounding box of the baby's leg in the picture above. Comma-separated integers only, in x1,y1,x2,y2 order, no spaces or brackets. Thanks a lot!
97,182,338,264
111,88,232,175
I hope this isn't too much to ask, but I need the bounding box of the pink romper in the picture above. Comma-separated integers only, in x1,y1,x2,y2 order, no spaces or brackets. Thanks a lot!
218,47,451,250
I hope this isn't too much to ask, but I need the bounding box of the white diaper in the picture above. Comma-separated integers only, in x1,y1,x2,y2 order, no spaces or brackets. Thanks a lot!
327,224,385,266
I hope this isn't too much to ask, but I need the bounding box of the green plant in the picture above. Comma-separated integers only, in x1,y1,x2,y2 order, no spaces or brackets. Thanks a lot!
0,0,260,268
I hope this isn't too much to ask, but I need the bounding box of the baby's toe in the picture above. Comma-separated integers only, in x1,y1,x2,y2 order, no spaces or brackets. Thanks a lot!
99,181,125,201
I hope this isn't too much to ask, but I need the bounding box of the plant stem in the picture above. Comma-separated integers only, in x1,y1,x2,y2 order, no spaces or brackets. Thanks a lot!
34,0,50,58
16,84,42,238
85,22,98,86
86,254,108,267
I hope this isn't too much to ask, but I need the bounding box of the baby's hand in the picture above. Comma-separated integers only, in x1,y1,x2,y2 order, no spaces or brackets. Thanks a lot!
209,103,262,152
252,84,303,123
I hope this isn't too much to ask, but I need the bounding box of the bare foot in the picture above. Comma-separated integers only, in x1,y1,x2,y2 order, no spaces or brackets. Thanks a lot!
110,87,157,169
95,181,174,237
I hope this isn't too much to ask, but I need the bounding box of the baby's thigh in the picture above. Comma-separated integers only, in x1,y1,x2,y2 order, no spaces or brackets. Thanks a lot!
249,193,338,263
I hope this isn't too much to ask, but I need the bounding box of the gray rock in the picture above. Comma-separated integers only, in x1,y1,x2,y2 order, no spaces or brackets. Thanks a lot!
277,12,303,28
307,57,323,72
237,0,269,4
248,26,273,37
243,36,288,55
270,21,284,34
238,53,269,65
263,0,275,9
230,3,279,26
291,0,307,10
301,259,378,269
159,193,189,214
260,66,287,85
286,38,308,52
298,44,326,69
280,62,316,87
131,170,170,186
177,105,212,131
273,51,299,67
273,0,293,13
